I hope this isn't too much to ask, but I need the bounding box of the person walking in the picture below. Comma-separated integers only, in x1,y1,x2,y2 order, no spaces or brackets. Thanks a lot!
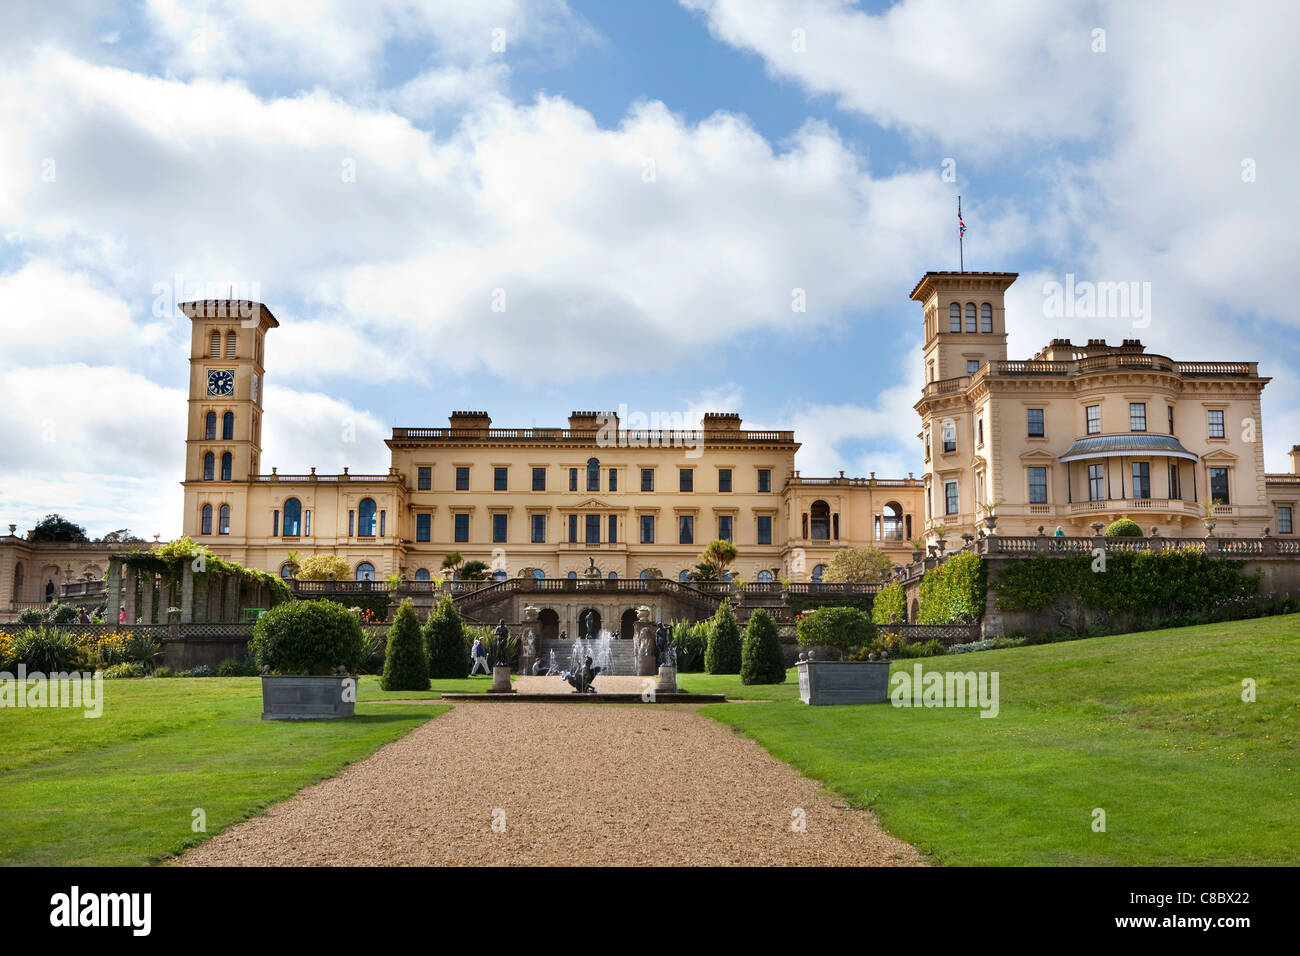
469,635,490,676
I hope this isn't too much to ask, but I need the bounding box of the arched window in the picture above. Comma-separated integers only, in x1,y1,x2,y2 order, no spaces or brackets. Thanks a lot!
220,452,232,481
587,457,600,492
640,569,652,580
203,453,215,481
810,500,830,540
279,563,295,579
567,571,578,579
355,562,375,581
757,569,773,583
492,569,508,582
283,498,302,536
881,501,903,541
722,570,733,582
415,568,431,581
218,504,231,535
980,302,993,333
222,412,234,440
532,568,546,579
358,498,377,536
948,302,961,332
201,504,213,535
608,571,618,579
225,332,237,358
678,570,691,582
209,331,221,357
965,302,977,333
205,411,217,440
811,563,827,583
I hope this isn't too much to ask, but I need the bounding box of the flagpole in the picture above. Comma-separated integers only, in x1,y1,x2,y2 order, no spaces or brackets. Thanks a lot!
958,195,964,273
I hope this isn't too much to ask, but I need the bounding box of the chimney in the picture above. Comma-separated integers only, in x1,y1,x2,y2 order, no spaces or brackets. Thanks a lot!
1292,444,1300,475
568,411,608,432
702,412,742,432
448,411,492,437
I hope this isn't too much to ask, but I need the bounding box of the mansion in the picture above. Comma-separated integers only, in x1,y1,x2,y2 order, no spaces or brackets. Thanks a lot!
3,269,1299,608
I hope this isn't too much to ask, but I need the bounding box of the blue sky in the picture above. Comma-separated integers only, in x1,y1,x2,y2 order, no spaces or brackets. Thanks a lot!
1,0,1298,539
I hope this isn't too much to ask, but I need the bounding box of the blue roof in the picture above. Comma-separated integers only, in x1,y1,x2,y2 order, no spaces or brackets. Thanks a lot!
1059,435,1198,462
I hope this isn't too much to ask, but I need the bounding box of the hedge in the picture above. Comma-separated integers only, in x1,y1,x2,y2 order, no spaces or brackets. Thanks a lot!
917,552,987,624
381,599,429,691
705,602,742,674
871,580,907,626
740,609,785,684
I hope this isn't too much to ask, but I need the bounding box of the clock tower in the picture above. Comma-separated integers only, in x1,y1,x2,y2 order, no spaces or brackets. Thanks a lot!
180,300,278,541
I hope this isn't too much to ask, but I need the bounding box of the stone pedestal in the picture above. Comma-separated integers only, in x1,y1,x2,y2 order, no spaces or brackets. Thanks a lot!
655,665,677,694
489,664,514,694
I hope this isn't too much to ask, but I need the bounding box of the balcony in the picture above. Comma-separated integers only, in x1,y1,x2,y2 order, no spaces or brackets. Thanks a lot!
1065,498,1214,518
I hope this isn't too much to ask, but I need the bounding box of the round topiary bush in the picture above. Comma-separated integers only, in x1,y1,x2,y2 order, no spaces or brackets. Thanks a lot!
424,595,470,679
49,603,81,625
382,599,429,691
740,609,785,685
251,599,367,675
705,602,742,674
1104,518,1144,537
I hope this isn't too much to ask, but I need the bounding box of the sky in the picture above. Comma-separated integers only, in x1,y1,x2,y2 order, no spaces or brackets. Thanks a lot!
1,0,1298,540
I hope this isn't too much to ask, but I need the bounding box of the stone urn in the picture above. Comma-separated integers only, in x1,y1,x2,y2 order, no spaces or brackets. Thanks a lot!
984,514,997,531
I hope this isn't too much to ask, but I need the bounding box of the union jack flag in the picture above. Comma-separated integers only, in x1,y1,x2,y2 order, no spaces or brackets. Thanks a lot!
958,198,966,238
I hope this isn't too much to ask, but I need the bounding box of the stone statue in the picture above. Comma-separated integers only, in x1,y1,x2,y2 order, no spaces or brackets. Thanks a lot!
655,622,674,666
521,626,536,661
582,609,596,639
565,655,600,694
493,619,510,666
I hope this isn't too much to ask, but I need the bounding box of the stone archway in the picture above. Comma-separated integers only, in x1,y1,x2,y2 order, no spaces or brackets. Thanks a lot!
539,608,560,641
620,608,638,640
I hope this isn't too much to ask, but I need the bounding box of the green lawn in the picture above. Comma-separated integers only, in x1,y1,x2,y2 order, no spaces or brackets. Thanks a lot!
680,615,1300,866
0,676,449,866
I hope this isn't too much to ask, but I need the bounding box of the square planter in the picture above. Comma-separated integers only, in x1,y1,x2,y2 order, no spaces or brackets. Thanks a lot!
796,659,891,706
261,675,356,720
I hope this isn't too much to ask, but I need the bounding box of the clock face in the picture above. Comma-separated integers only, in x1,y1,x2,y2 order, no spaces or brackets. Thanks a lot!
207,369,235,397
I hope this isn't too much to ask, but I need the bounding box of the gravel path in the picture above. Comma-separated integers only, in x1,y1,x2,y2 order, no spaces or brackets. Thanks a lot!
180,703,925,867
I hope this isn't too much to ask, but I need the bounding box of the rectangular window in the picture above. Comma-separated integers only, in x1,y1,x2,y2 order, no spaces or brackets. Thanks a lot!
532,467,546,491
585,514,600,544
967,359,980,375
945,480,959,515
1027,408,1044,437
1168,462,1182,500
1088,463,1105,501
492,513,507,543
924,428,931,460
680,468,693,492
568,514,578,542
416,513,431,542
272,510,279,537
494,467,508,491
977,417,984,445
608,468,617,492
531,513,546,543
1209,467,1230,504
718,515,733,541
1168,406,1175,435
942,421,956,454
1028,467,1048,504
304,510,311,537
718,469,732,493
1132,462,1150,500
454,513,469,542
640,514,655,544
348,510,354,536
679,515,694,544
417,466,431,491
379,511,386,537
641,468,654,492
757,469,771,493
1208,409,1225,439
608,515,617,543
1278,506,1293,534
569,468,578,492
757,515,772,545
1130,402,1147,432
1086,405,1101,435
456,466,469,491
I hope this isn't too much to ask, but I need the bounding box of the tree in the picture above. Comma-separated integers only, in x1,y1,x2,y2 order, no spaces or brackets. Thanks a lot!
705,601,742,674
381,599,429,691
691,538,738,583
740,609,785,685
795,606,875,660
823,545,893,584
98,529,143,543
440,552,464,576
296,554,351,581
459,560,489,581
424,595,470,679
30,514,88,543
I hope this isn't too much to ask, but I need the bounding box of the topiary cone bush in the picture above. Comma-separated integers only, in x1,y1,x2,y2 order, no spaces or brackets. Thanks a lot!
251,599,368,675
740,608,785,684
705,601,742,674
424,595,470,679
1104,518,1143,537
381,599,429,691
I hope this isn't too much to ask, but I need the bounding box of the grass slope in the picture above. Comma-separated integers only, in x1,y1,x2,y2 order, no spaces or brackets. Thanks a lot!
0,677,448,866
681,615,1299,866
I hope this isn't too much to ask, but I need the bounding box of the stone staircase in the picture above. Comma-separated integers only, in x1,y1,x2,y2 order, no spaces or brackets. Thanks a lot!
538,638,639,676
